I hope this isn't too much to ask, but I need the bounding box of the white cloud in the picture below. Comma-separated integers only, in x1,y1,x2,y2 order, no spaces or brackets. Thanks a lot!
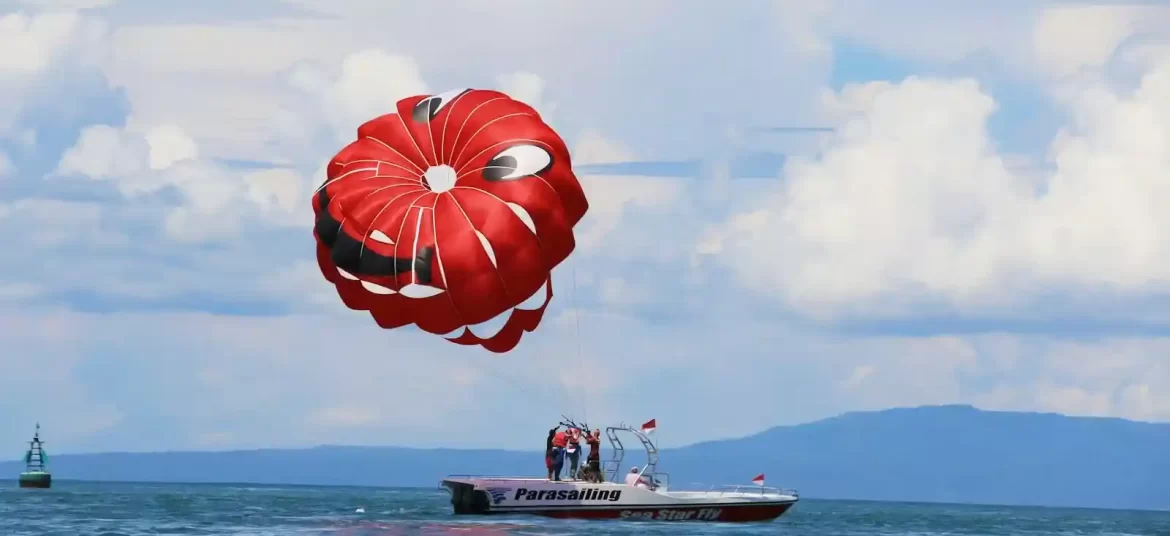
56,123,159,183
0,281,39,300
832,336,979,410
50,45,674,258
4,304,1169,453
96,0,835,163
144,124,198,169
308,406,380,427
572,129,636,165
56,42,641,254
13,0,115,8
0,309,124,444
575,172,685,254
0,198,123,250
0,307,669,451
22,0,838,278
974,337,1170,421
0,9,103,75
816,2,1170,86
293,49,428,144
1030,4,1170,79
703,51,1170,317
103,20,346,162
496,71,552,120
819,1,1038,67
552,131,691,263
55,121,307,242
597,276,651,305
245,167,305,218
0,9,110,134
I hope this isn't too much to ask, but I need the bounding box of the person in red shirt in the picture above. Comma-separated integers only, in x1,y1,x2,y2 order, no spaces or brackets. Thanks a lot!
549,428,567,481
584,429,602,482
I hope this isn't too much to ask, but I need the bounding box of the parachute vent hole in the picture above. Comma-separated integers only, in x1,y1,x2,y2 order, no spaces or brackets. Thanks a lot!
423,165,457,193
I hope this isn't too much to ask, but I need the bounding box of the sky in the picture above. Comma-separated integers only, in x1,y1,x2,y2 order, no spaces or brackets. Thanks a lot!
2,0,1170,454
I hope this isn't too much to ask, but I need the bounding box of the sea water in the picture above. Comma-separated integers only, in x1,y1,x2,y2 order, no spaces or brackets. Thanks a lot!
1,480,1166,535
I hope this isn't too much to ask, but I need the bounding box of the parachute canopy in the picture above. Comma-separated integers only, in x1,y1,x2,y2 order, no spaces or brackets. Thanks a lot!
313,88,589,352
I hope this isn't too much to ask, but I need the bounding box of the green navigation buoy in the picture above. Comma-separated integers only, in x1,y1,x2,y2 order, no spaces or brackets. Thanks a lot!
18,423,51,489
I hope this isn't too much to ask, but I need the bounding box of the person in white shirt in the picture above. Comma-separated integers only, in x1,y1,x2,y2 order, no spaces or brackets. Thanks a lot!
623,467,655,489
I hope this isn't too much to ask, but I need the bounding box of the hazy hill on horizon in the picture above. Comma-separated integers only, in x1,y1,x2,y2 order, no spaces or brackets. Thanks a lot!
3,404,1166,510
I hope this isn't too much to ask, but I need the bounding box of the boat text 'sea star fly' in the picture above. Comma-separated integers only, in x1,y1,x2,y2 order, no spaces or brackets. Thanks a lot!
621,508,723,520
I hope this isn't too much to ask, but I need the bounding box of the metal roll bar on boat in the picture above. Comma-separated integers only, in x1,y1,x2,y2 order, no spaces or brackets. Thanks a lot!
601,422,670,489
556,416,668,488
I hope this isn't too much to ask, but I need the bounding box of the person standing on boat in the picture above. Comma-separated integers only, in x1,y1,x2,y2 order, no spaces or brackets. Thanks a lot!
550,427,568,481
585,428,603,482
545,426,559,480
565,427,582,480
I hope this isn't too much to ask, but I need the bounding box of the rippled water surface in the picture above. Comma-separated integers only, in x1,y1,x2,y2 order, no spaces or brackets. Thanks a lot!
1,481,1166,535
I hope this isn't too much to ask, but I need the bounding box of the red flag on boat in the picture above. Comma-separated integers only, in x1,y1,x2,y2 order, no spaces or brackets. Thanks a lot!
641,419,656,434
752,473,765,486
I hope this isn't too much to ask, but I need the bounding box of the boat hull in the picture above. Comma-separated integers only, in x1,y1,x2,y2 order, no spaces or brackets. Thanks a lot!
441,478,797,523
18,471,51,489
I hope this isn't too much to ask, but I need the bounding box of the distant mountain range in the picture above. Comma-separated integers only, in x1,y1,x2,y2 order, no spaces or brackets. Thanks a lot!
3,405,1166,510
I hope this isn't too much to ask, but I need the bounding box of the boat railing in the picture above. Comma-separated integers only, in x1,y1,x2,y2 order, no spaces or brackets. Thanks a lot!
708,484,799,497
436,474,535,492
440,474,624,484
441,474,546,481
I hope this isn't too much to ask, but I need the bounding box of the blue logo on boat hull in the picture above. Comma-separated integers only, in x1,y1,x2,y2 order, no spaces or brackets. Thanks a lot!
485,487,510,505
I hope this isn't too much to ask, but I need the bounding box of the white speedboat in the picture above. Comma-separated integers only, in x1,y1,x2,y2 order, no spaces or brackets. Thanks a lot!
440,421,798,522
